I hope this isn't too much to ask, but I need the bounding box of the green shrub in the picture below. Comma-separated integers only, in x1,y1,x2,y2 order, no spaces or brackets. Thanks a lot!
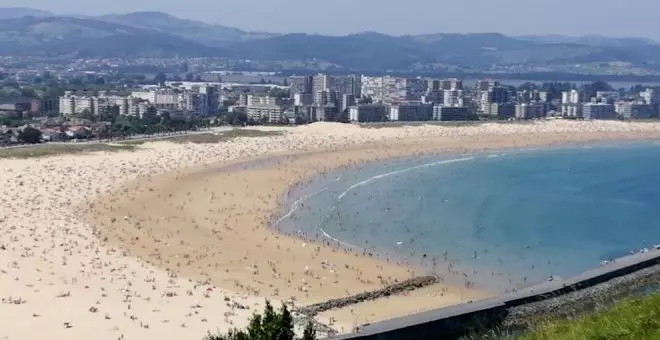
205,300,317,340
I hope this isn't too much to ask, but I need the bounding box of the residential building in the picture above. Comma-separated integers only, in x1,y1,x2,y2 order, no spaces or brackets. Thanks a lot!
615,101,657,119
441,78,463,90
294,93,314,106
360,76,424,103
479,86,510,112
562,90,581,104
348,104,388,122
59,91,95,116
582,102,616,119
443,90,464,107
314,89,337,106
360,76,384,102
246,95,287,122
288,75,313,94
421,89,443,104
131,89,179,110
640,88,660,105
562,104,582,117
295,105,338,122
515,103,548,119
332,75,361,97
476,79,499,91
485,103,515,119
340,94,356,112
313,74,333,94
30,98,58,114
561,90,582,117
389,102,433,121
433,106,471,121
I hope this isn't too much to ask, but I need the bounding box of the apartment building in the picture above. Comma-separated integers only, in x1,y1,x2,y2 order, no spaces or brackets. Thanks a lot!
288,75,314,94
433,106,471,121
246,95,287,122
59,91,94,116
515,103,548,119
443,89,465,107
348,104,388,122
615,102,657,119
389,102,433,121
360,76,424,103
582,102,616,119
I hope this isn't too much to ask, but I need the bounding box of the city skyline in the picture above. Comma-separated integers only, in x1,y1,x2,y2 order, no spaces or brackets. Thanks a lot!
3,0,659,40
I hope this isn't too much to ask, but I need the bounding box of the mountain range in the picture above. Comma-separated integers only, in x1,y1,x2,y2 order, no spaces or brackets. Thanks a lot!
1,7,660,73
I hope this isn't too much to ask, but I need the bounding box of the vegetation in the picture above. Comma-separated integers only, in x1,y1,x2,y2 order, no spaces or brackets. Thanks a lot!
17,126,42,144
204,300,316,340
0,143,136,159
118,129,284,145
520,292,660,340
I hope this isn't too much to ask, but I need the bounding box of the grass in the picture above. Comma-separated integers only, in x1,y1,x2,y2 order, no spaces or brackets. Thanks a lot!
519,292,660,340
0,129,285,159
118,129,284,145
0,143,137,159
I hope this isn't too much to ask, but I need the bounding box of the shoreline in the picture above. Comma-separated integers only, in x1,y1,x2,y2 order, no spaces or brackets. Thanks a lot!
84,129,660,332
275,138,660,294
5,121,660,340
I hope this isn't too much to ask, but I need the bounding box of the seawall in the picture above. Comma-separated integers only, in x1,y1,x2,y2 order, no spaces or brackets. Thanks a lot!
327,248,660,340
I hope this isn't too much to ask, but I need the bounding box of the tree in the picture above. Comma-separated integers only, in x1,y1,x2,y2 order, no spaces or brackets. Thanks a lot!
269,87,290,99
154,72,167,85
302,321,316,340
581,81,614,99
18,126,42,144
204,300,311,340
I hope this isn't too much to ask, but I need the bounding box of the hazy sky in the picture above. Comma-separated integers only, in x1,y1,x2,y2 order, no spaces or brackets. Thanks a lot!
2,0,655,38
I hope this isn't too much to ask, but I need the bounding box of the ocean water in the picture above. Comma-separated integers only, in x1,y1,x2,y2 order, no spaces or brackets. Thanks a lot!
275,141,660,292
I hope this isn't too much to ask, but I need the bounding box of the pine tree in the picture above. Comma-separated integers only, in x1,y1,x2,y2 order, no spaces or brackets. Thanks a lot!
262,300,279,339
275,304,295,340
302,321,317,340
246,313,264,340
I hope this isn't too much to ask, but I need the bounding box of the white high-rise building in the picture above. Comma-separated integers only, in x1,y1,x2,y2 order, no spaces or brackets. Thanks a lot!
562,90,581,104
640,88,660,105
443,90,464,107
359,76,424,103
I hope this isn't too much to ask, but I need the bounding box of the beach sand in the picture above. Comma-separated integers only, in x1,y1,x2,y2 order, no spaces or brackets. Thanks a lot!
3,121,660,339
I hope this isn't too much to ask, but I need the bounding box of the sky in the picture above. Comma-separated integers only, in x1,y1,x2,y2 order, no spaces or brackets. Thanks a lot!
1,0,656,39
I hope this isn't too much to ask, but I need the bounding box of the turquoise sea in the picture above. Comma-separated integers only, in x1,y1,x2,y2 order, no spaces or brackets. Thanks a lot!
274,141,660,293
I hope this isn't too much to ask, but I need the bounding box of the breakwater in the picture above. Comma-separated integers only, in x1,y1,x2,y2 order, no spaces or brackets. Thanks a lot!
326,249,660,340
297,276,440,317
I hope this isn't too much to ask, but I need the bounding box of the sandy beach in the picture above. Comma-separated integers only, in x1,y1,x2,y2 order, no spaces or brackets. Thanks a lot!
3,120,660,339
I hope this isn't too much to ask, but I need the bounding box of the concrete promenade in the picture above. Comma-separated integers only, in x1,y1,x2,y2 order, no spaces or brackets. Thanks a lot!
329,248,660,340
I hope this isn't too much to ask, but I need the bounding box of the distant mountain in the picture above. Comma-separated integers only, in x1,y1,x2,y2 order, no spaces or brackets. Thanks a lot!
0,16,218,57
2,9,660,72
0,7,53,19
225,32,660,71
95,11,277,47
516,34,659,48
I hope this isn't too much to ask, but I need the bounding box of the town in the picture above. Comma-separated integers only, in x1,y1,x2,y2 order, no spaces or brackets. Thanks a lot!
1,72,660,145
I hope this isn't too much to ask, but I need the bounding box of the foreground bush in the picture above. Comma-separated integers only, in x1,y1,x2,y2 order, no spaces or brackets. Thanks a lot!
520,292,660,340
205,300,316,340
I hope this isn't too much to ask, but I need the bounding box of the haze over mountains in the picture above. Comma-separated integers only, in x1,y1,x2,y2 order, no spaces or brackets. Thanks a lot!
1,7,660,73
